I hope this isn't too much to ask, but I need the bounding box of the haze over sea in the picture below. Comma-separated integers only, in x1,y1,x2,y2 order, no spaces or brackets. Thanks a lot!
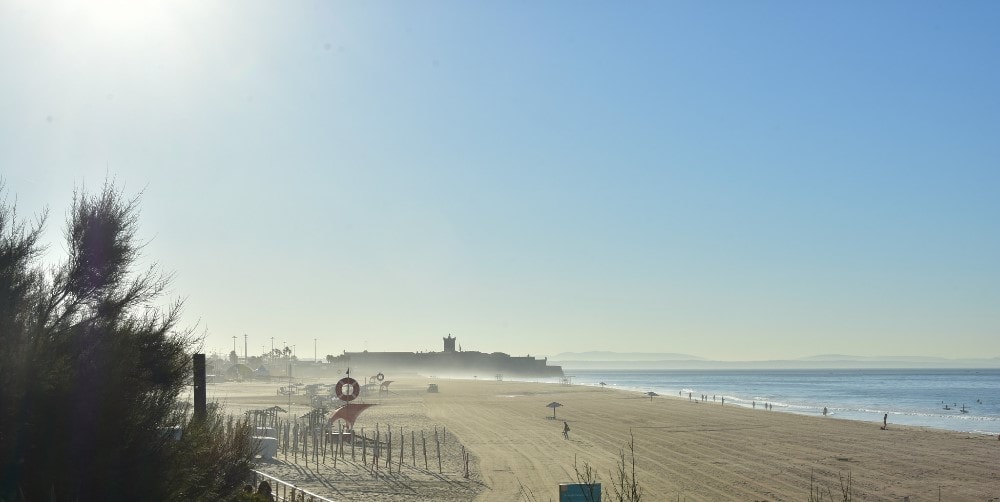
550,368,1000,435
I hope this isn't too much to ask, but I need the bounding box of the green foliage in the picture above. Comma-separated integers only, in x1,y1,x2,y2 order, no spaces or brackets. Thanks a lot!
0,181,256,501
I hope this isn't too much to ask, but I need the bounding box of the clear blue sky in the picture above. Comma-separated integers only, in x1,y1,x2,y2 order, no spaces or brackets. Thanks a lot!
2,1,998,361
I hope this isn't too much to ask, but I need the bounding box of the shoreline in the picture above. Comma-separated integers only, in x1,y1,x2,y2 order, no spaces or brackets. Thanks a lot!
503,367,1000,436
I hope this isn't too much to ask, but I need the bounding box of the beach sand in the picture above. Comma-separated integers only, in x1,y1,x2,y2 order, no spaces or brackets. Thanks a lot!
204,376,1000,501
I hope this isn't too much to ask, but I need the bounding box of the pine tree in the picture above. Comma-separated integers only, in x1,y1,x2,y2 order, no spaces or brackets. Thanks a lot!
1,181,257,501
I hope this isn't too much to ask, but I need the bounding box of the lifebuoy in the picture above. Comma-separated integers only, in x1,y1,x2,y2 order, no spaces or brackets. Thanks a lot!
335,377,360,402
376,372,385,382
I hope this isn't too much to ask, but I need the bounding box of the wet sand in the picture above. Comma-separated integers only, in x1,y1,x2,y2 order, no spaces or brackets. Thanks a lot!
204,376,1000,501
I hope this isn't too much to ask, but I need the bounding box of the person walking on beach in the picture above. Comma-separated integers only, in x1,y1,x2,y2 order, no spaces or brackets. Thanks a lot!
882,413,888,430
563,421,570,439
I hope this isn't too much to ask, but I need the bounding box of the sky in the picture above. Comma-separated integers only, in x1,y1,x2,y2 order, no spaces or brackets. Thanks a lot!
2,0,998,362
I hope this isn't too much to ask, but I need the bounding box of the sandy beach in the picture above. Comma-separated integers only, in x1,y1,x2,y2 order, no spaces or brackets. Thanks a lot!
204,376,1000,501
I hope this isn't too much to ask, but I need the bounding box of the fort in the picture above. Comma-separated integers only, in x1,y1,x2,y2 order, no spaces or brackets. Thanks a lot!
330,335,563,378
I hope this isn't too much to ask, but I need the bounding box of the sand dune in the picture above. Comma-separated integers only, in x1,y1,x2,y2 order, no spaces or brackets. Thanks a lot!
206,376,1000,501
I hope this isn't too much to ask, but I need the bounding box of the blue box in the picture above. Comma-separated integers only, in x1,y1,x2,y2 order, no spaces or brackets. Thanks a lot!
559,483,601,501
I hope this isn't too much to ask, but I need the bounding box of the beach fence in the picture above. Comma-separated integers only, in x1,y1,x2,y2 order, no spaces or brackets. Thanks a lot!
252,412,470,480
251,469,333,502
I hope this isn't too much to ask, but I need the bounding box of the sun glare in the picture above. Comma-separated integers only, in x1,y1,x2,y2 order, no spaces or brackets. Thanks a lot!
94,1,179,44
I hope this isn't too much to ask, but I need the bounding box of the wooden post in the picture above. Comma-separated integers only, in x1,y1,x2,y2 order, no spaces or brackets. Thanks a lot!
435,429,442,473
338,423,345,460
351,425,356,461
192,354,206,420
422,431,428,469
361,428,367,464
333,424,339,469
387,428,392,473
399,426,404,471
372,427,382,469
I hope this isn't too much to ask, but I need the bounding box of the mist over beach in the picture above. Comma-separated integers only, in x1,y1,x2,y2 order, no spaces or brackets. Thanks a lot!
3,0,1000,500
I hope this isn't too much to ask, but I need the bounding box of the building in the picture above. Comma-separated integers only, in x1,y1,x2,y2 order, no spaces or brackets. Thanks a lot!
332,335,563,378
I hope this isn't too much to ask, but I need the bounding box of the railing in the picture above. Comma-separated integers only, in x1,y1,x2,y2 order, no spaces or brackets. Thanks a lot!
251,469,335,502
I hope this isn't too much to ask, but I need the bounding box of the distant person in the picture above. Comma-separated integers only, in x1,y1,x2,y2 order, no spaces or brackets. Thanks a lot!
721,397,725,405
563,421,570,440
822,407,828,416
257,481,275,501
752,401,756,409
882,413,888,430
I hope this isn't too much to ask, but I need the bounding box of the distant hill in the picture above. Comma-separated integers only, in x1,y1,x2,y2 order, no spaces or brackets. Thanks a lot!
551,351,705,362
549,352,1000,370
794,354,961,363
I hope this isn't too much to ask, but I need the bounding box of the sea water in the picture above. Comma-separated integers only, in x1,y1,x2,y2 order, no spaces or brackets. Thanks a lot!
558,369,1000,435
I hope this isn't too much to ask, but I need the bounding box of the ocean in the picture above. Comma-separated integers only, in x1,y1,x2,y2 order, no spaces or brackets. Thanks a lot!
557,368,1000,435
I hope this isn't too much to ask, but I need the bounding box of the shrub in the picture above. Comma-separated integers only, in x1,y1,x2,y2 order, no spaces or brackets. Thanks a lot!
0,181,256,501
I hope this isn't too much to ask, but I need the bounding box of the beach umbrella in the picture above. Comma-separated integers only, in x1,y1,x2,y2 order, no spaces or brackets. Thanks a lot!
646,391,658,401
547,402,563,419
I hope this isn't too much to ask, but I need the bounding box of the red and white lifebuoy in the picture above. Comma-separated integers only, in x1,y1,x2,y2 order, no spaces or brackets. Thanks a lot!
335,377,360,402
